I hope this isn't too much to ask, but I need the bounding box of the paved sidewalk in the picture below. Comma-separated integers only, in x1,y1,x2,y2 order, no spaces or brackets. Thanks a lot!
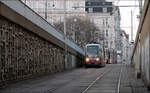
120,64,149,93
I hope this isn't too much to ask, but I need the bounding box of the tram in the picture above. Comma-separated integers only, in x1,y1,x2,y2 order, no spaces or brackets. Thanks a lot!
84,44,106,67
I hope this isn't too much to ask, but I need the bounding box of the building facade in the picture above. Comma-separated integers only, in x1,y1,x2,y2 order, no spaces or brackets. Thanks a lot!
22,0,86,25
114,6,121,63
22,0,121,63
85,0,121,63
121,30,130,64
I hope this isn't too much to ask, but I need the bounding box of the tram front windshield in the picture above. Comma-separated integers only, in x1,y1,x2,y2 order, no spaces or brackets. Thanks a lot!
87,46,99,57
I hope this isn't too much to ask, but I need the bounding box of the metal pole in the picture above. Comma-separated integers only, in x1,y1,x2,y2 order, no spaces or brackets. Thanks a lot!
73,18,77,41
73,24,75,41
138,0,143,18
131,10,133,41
64,0,67,69
45,0,47,20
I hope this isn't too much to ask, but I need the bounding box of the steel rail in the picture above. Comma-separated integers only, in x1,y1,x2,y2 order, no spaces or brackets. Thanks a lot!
81,69,111,93
126,65,135,93
117,64,123,93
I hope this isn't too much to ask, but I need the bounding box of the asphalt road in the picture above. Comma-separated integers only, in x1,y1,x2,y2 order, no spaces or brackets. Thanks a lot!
0,64,122,93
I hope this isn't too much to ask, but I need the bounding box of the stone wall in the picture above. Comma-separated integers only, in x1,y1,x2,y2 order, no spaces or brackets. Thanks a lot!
0,15,67,85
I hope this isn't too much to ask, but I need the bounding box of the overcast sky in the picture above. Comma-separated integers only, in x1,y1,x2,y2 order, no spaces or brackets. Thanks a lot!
106,0,140,41
116,1,140,41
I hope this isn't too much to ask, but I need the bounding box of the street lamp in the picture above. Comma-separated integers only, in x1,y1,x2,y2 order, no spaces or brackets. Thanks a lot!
72,18,77,41
63,0,68,69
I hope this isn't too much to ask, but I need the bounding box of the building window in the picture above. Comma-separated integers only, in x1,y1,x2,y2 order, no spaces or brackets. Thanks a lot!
106,18,108,25
106,30,108,36
90,18,94,23
103,8,107,13
73,2,79,10
111,41,113,46
47,16,54,23
47,2,51,8
107,7,113,12
89,8,93,13
38,1,45,8
88,2,91,5
100,19,103,25
105,41,108,48
103,19,105,25
102,2,105,5
93,8,103,12
95,33,98,38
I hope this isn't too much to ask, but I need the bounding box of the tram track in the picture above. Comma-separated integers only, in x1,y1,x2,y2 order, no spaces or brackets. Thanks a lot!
81,69,112,93
81,64,123,93
117,64,123,93
0,64,124,93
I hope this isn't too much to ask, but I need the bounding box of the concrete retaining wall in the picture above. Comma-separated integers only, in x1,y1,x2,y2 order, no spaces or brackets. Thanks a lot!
131,0,150,88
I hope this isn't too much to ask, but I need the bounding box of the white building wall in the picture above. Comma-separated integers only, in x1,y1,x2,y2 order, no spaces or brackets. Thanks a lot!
86,13,116,48
23,0,120,54
24,0,86,25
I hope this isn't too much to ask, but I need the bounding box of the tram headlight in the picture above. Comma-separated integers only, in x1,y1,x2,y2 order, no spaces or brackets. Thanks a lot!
96,58,100,62
85,58,90,62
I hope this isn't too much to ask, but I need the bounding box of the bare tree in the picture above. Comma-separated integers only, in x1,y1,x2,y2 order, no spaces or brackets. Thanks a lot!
53,16,100,49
